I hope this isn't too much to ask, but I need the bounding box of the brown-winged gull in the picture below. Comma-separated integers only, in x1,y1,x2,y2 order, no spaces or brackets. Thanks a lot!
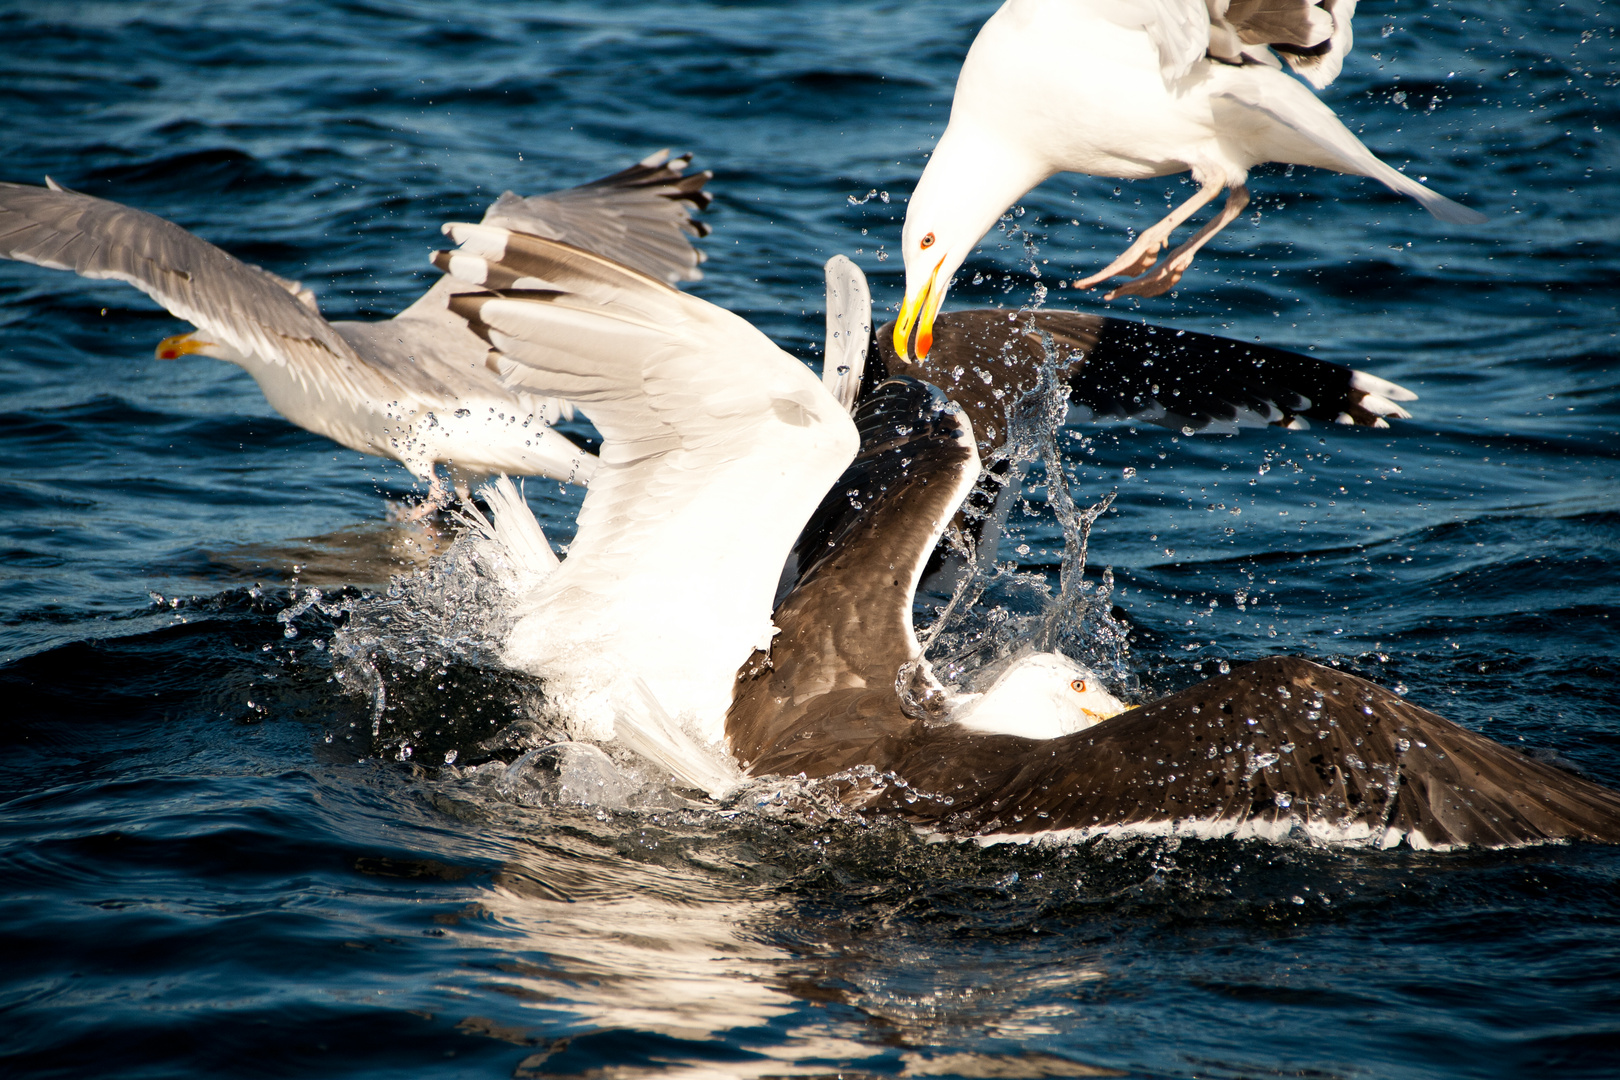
730,375,1620,850
893,0,1488,359
0,151,711,509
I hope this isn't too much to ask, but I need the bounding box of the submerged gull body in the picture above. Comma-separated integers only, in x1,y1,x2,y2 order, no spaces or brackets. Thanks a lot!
0,152,712,507
894,0,1487,357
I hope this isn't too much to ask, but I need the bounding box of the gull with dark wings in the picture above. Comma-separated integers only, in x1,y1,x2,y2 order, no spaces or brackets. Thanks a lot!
0,151,712,510
894,0,1487,359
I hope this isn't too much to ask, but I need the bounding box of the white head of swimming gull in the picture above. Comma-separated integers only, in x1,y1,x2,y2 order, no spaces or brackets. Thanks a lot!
893,0,1488,358
0,151,712,510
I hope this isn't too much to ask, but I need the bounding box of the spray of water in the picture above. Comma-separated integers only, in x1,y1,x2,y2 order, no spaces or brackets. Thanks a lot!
920,281,1135,700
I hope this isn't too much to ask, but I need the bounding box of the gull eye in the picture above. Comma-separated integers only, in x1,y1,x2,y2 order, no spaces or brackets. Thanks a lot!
1070,679,1087,693
920,232,935,249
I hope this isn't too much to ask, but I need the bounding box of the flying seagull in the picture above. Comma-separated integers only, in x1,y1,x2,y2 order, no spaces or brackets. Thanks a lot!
894,0,1487,359
0,151,712,510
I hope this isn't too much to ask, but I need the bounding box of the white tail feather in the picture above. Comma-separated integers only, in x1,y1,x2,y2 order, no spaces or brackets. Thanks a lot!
459,475,558,595
612,674,743,799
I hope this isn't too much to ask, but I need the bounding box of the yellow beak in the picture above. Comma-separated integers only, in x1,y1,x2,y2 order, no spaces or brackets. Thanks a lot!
893,255,947,362
155,332,210,360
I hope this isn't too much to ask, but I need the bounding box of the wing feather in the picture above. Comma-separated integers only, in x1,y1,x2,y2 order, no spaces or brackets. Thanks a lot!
479,149,712,286
0,181,375,402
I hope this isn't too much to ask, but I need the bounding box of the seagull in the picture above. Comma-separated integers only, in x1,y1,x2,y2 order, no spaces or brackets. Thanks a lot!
0,151,712,510
731,371,1620,851
438,238,1620,849
431,224,859,748
894,0,1488,359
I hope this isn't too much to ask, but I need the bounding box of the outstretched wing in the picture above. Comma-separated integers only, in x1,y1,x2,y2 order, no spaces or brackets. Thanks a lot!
730,377,979,772
875,308,1417,438
480,149,712,286
0,179,371,398
1129,0,1355,89
863,656,1620,850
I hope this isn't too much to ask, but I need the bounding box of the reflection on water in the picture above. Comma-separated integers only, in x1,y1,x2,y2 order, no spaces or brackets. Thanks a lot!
438,808,1126,1079
209,518,458,589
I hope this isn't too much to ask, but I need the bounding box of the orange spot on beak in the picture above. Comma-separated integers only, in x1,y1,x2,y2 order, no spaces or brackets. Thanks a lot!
155,332,209,360
894,254,947,362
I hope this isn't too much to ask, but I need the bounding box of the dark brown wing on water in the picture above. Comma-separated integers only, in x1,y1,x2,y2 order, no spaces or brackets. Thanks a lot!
857,656,1620,849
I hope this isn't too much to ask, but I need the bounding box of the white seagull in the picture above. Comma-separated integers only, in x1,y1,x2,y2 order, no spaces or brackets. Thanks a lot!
895,0,1488,358
0,151,712,509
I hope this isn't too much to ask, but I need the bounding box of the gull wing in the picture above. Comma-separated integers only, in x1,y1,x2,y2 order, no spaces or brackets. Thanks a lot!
864,656,1620,849
729,377,980,773
479,149,712,286
1122,1,1354,89
377,150,717,428
875,308,1418,438
0,180,377,402
1212,76,1487,225
435,225,857,733
1118,0,1214,84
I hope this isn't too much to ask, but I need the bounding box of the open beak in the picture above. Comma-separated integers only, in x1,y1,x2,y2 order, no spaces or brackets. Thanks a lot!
155,332,210,360
893,255,947,362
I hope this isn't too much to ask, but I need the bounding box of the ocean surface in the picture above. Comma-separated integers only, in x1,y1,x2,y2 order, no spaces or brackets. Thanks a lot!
3,1,1619,1077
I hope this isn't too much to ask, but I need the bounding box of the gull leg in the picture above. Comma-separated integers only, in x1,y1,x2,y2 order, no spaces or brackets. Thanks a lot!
386,467,452,523
1104,184,1250,300
1074,179,1225,289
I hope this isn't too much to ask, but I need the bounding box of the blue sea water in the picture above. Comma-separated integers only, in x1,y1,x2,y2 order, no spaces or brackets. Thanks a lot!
2,1,1619,1077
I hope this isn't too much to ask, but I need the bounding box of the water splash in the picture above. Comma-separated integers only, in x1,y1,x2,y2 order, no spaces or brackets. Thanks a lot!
922,354,1136,700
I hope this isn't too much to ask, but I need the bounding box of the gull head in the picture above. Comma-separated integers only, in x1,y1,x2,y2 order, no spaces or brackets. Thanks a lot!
895,126,1048,362
950,651,1130,740
895,197,984,364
